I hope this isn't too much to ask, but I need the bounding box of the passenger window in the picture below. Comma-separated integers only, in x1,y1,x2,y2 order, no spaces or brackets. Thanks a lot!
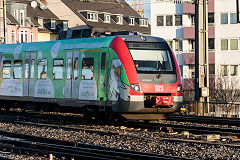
53,59,64,79
73,58,79,79
66,58,71,80
101,52,106,69
3,60,11,79
37,59,47,79
14,60,22,79
25,59,29,79
82,58,94,80
30,59,35,79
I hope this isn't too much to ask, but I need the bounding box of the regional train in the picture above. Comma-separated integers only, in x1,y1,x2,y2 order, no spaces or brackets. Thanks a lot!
0,35,182,120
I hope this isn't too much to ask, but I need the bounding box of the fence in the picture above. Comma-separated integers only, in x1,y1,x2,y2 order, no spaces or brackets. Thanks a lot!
183,101,240,118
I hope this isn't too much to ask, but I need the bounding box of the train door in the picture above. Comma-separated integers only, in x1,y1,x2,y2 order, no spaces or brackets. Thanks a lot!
23,53,36,96
65,51,80,99
98,52,108,100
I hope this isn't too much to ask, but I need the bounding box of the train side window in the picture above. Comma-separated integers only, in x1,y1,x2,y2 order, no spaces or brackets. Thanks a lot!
82,58,94,80
37,59,47,79
101,52,106,69
53,59,64,79
25,59,29,79
14,60,22,79
66,58,71,80
3,60,11,79
30,59,35,79
73,58,78,79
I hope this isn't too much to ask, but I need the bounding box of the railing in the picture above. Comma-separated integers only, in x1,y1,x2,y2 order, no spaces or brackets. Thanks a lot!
183,101,240,118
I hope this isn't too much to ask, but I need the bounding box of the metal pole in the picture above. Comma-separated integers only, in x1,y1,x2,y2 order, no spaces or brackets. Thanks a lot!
237,0,240,23
195,0,200,101
3,0,5,44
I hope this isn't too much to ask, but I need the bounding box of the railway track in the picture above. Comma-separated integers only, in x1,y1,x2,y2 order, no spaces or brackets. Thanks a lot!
0,131,187,160
1,109,240,141
0,109,240,159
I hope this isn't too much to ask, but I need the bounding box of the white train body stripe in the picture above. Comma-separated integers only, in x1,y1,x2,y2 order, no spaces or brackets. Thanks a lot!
173,96,183,102
130,95,144,101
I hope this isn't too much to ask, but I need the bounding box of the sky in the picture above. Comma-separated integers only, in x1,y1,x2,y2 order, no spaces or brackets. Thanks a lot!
126,0,151,23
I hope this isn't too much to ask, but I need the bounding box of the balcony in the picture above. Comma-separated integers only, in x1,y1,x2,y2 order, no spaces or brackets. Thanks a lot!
184,26,215,39
183,0,214,14
184,52,215,64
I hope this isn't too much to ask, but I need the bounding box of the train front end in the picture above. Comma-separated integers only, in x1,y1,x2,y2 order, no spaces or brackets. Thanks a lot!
110,35,183,119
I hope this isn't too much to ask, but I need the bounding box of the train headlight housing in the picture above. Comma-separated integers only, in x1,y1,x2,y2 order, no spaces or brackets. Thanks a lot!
130,84,141,92
177,84,182,92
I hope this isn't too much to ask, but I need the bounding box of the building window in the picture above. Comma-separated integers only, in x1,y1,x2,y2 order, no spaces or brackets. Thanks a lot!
190,14,195,26
11,31,16,44
14,60,22,79
230,39,238,50
30,32,33,42
13,9,18,21
104,14,111,23
82,58,94,80
208,13,214,24
38,59,47,79
116,16,123,24
139,19,148,27
230,13,237,24
51,20,56,29
208,38,215,50
166,15,173,26
221,13,228,24
87,12,98,22
53,59,63,79
25,31,28,42
189,64,195,78
157,16,164,26
209,64,215,75
129,17,135,25
3,60,11,79
63,21,68,30
230,65,238,76
19,31,28,43
175,39,182,51
175,15,182,26
19,10,24,26
38,18,43,28
189,40,195,51
221,39,228,50
220,65,228,76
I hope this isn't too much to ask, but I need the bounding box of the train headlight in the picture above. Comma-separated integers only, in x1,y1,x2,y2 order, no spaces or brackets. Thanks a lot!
177,84,182,92
130,84,141,92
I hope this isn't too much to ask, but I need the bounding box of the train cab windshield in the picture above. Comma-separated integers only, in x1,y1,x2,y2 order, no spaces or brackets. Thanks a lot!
126,42,175,74
130,49,173,72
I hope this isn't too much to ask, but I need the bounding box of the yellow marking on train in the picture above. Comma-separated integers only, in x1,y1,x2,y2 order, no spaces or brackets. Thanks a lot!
81,49,101,52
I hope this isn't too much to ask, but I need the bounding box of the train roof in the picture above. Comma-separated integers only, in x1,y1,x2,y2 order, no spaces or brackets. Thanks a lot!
119,35,166,43
0,35,165,54
0,36,116,54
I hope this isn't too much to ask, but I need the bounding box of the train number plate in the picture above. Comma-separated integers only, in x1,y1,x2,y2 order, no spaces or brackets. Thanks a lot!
156,96,174,106
155,85,163,92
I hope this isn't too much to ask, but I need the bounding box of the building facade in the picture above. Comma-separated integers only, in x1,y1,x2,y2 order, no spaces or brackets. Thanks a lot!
46,0,150,36
151,0,240,88
1,0,68,44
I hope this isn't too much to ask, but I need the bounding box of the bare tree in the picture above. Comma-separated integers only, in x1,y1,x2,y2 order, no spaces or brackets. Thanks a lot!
209,75,240,114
